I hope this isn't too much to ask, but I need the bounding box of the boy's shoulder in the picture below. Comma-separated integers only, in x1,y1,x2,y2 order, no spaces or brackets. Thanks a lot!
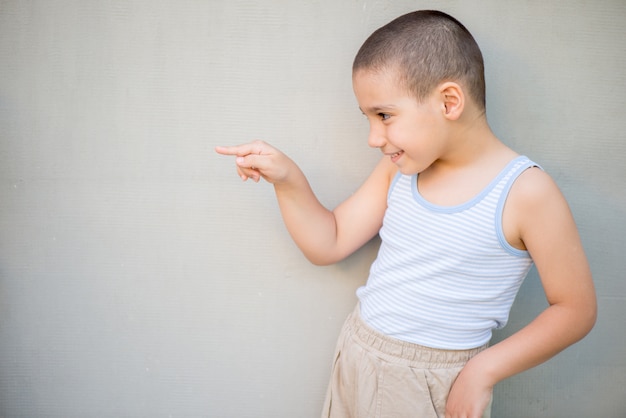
503,162,571,250
510,163,557,201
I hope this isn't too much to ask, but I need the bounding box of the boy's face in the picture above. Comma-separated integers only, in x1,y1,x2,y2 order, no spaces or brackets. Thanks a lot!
353,69,447,175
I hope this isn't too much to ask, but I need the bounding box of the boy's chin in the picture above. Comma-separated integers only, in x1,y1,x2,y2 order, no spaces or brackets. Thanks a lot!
396,164,421,176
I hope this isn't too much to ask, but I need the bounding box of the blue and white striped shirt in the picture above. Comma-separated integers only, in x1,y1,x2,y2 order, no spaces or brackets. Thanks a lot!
357,156,537,349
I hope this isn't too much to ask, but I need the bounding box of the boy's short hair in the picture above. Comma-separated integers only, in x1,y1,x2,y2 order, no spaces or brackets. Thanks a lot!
353,10,486,110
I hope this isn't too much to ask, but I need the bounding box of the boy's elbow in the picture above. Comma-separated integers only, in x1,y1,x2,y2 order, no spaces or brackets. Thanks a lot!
306,253,338,266
583,298,598,336
302,247,345,266
583,284,598,335
572,295,598,341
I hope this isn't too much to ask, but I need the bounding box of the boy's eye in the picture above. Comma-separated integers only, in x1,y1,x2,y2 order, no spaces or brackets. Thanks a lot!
379,113,390,121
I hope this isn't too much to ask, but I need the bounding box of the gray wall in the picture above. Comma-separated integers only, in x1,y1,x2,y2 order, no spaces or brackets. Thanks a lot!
0,1,624,417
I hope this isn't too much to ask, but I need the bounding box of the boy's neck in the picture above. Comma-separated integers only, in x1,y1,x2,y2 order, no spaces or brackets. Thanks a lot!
418,113,517,206
438,109,508,167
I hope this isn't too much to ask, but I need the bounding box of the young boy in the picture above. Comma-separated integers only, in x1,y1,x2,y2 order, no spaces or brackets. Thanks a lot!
216,10,596,418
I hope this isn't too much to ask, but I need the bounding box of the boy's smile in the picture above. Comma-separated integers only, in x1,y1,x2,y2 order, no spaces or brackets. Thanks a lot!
388,150,404,163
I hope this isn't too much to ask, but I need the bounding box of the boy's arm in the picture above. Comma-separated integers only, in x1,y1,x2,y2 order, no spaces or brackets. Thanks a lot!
445,167,597,418
216,141,394,265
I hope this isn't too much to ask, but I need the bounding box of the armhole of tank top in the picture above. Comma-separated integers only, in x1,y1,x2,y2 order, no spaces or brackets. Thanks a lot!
387,171,404,201
495,159,543,257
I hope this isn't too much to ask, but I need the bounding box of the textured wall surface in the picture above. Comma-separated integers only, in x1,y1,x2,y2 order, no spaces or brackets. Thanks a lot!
1,1,624,417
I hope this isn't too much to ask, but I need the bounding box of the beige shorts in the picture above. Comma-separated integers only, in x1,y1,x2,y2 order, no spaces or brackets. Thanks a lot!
321,305,491,418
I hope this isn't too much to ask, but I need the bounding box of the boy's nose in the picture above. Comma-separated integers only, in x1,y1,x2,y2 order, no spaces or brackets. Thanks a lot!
367,127,386,149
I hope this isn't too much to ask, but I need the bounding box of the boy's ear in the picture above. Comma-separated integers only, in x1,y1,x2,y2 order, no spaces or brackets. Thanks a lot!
438,82,464,120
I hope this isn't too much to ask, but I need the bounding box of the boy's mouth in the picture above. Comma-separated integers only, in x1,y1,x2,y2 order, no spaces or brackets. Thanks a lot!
389,151,404,162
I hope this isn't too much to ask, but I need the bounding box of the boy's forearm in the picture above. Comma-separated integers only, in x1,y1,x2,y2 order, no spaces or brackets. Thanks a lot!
216,141,344,264
272,156,392,265
445,302,595,416
465,300,596,388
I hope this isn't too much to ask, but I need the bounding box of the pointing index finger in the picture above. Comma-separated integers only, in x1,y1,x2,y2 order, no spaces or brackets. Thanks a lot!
215,145,244,156
215,141,267,157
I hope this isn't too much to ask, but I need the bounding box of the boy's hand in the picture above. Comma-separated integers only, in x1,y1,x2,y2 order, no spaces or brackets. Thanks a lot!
445,361,493,418
215,140,292,184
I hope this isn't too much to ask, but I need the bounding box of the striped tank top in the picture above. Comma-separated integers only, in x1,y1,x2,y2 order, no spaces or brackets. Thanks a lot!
356,156,537,349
